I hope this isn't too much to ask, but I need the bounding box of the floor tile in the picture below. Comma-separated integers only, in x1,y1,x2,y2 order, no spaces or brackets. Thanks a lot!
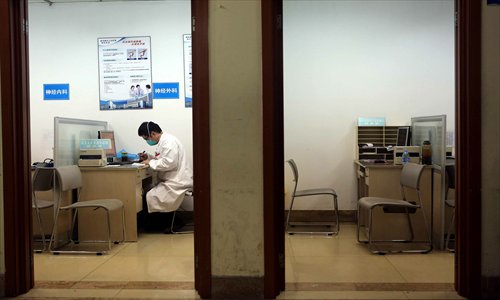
286,255,406,283
277,290,407,299
385,252,455,282
34,253,113,281
82,255,194,282
115,289,200,299
404,291,465,299
17,288,120,298
287,234,370,257
116,233,194,257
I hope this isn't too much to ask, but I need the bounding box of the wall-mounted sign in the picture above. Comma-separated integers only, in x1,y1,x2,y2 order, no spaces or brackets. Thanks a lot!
153,82,179,99
98,36,153,110
43,83,70,100
183,34,192,108
80,139,111,150
357,117,386,127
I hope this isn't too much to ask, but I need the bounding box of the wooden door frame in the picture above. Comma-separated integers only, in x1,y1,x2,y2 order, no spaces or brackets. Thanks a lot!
262,0,285,298
454,0,482,298
1,0,484,298
1,0,212,297
1,0,33,296
261,0,483,299
191,0,211,298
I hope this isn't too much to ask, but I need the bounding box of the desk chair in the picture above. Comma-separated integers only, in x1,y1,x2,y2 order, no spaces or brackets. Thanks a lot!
285,159,339,235
445,165,456,252
32,167,55,252
49,165,125,255
357,163,432,254
169,190,194,234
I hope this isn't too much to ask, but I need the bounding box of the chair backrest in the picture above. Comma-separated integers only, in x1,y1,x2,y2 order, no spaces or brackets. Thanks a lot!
286,159,299,196
400,163,425,190
286,159,299,182
33,167,54,192
55,165,83,192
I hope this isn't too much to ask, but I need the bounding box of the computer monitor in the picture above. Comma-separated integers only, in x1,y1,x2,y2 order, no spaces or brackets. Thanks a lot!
396,127,411,146
98,130,117,158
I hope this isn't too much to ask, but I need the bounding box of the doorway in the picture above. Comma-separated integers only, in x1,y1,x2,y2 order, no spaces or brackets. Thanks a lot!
262,0,482,299
1,0,211,297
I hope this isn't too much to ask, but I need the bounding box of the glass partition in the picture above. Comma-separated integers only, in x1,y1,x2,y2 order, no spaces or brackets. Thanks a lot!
411,115,447,249
54,117,108,167
411,115,446,169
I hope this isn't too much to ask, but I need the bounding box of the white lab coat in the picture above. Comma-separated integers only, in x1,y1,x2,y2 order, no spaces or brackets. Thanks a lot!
145,133,193,213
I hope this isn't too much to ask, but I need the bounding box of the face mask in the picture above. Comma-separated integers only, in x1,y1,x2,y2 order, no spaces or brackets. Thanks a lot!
146,139,158,146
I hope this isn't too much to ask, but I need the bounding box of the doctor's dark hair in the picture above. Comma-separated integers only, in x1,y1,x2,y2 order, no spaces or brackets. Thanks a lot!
138,121,162,137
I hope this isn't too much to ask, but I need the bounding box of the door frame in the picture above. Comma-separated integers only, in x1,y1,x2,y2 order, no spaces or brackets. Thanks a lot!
262,0,285,298
261,0,483,299
0,0,212,297
1,0,484,298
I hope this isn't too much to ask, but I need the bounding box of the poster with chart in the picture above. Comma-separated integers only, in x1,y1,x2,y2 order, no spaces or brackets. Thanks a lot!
98,36,153,110
183,34,192,108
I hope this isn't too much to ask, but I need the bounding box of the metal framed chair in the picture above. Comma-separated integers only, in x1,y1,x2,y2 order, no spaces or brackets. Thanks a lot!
169,190,194,234
444,165,456,252
285,159,339,235
32,167,55,252
49,165,125,255
357,163,432,254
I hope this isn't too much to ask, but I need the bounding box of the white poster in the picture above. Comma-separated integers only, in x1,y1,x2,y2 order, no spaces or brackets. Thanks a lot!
98,36,153,110
183,34,192,108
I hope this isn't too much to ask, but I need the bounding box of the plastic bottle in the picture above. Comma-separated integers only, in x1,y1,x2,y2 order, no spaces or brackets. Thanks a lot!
402,150,410,164
421,140,432,165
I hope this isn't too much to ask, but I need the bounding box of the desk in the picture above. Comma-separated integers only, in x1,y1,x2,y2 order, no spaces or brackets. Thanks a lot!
355,160,433,244
79,165,153,242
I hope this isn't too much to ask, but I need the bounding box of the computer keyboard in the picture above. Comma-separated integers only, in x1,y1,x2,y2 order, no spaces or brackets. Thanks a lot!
108,161,135,166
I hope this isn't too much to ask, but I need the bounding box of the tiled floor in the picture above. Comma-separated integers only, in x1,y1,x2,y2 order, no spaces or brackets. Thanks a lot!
17,224,462,299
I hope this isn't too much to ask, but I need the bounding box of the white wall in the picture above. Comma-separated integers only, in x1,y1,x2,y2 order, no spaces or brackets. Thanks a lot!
29,1,192,164
283,0,455,210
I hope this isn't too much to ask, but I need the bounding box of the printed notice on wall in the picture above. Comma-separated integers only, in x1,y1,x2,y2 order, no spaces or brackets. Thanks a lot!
98,36,153,110
183,34,192,108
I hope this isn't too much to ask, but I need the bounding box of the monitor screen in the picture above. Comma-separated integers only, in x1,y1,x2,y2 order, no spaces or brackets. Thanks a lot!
98,130,117,157
397,127,410,146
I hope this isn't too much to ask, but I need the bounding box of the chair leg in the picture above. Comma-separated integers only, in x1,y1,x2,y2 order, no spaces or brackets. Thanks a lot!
446,207,455,252
405,208,415,241
69,209,78,243
121,206,126,242
333,194,339,234
285,196,296,232
356,203,363,243
106,209,112,252
33,205,46,252
170,210,177,234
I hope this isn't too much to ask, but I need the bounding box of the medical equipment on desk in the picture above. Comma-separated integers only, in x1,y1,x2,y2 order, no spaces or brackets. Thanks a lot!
78,148,107,167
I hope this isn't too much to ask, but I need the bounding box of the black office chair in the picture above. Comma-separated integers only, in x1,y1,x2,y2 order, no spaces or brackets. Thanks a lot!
285,159,339,235
357,163,432,254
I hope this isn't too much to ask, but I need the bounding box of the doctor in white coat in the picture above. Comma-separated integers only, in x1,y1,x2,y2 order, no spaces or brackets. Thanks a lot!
138,121,193,213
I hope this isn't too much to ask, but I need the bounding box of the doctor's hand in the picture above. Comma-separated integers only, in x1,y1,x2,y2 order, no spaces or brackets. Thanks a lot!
142,159,151,166
138,152,148,161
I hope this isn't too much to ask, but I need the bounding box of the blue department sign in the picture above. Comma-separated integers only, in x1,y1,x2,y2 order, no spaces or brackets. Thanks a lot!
43,83,70,100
